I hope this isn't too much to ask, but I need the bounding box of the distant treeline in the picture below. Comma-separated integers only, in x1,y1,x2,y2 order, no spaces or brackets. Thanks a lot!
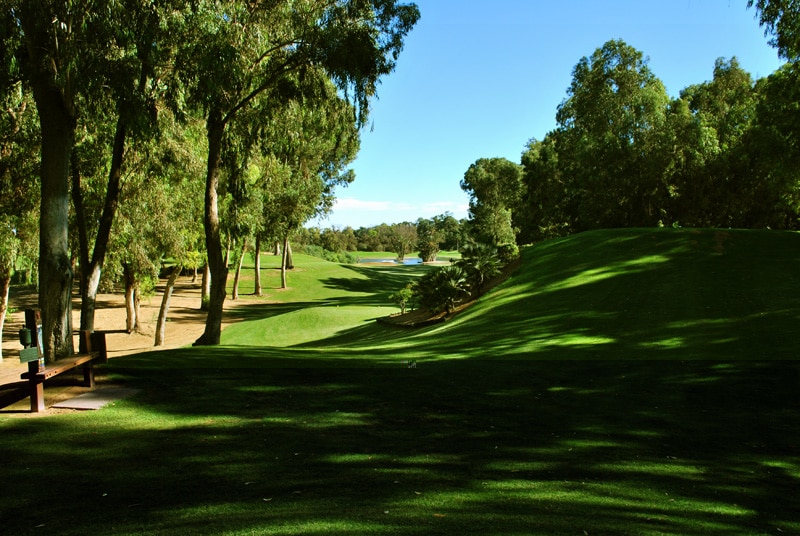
461,40,800,246
296,214,466,259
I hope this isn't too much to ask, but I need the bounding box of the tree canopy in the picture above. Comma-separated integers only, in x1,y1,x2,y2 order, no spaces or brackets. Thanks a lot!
1,0,419,353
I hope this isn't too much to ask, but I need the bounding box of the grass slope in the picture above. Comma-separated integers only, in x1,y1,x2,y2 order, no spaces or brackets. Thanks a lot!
416,227,800,360
0,229,798,535
255,228,800,362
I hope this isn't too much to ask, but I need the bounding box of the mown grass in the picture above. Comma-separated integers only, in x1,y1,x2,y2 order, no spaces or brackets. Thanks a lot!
1,228,798,535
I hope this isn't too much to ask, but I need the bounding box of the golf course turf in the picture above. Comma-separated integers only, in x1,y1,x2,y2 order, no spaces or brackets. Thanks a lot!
1,228,798,535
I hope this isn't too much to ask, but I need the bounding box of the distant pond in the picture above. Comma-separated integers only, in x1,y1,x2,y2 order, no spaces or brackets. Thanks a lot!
357,257,422,265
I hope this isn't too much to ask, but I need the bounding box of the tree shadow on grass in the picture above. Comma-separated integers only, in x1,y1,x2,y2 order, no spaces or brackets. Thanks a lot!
318,264,436,307
341,229,800,362
0,359,797,535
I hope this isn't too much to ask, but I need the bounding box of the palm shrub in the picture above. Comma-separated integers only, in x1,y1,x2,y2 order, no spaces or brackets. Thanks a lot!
457,241,504,296
413,265,469,314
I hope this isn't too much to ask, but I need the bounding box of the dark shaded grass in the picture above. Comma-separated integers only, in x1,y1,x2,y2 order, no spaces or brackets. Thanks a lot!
0,359,798,535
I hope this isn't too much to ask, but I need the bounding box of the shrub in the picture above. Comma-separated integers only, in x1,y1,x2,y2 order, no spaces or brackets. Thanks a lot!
413,265,469,314
389,284,415,314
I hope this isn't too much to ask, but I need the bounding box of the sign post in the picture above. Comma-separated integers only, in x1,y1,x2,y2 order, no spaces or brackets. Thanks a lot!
22,310,45,412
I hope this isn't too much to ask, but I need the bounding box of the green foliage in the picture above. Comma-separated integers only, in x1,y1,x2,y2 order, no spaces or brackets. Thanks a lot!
413,265,470,314
750,0,800,60
389,284,415,314
461,157,523,246
415,217,443,263
301,244,359,264
389,222,417,261
556,39,670,230
519,38,800,239
456,241,504,296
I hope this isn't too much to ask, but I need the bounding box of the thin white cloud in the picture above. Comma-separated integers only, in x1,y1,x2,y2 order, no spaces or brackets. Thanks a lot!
333,198,415,212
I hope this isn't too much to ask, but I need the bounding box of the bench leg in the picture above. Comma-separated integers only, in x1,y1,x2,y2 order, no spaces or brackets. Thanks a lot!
83,363,95,388
30,381,45,413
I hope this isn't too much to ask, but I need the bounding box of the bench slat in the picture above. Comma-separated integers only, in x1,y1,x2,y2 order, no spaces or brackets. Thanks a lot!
21,353,99,381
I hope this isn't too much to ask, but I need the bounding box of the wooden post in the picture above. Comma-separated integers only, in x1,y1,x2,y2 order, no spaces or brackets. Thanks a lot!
28,361,44,412
24,310,44,412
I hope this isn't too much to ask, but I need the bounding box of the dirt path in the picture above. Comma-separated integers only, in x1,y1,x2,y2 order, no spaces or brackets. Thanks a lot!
5,277,193,360
1,276,270,414
1,275,262,361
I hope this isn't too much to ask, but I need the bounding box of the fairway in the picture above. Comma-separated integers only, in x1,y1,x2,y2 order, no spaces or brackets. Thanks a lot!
1,229,798,535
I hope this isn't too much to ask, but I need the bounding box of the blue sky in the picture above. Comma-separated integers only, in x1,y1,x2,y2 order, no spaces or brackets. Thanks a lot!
314,0,785,230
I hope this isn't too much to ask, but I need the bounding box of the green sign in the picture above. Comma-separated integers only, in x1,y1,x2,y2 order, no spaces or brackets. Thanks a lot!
19,347,41,364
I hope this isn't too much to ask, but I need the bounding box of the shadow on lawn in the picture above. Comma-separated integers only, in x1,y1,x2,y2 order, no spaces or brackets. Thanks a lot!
319,263,435,307
0,359,798,535
310,229,800,362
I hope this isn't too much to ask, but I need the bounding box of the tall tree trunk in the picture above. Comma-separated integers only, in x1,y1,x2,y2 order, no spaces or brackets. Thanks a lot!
154,266,181,346
134,286,141,332
253,236,262,296
123,263,137,333
232,238,246,300
285,240,293,270
22,9,76,362
75,119,126,333
72,155,90,298
32,78,75,363
0,274,9,361
195,111,228,346
200,264,210,310
280,236,289,289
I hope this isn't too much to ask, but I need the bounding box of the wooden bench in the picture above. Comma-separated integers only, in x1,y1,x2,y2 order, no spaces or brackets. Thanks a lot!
20,331,108,413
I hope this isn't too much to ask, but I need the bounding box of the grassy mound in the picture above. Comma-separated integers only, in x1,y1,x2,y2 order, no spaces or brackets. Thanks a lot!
1,228,798,535
417,227,800,360
230,227,799,362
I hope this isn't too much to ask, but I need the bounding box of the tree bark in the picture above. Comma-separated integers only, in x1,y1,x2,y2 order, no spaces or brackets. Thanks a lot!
280,236,290,289
232,238,246,300
75,119,126,333
32,77,75,362
200,264,211,310
253,236,262,296
285,240,294,270
123,263,137,333
154,266,181,346
0,274,9,361
195,111,228,346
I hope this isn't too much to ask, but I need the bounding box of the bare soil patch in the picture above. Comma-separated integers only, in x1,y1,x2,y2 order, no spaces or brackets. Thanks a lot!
2,277,222,360
1,276,268,415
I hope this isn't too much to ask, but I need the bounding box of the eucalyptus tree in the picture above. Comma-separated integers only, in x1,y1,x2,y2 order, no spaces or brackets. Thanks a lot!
520,132,572,241
2,0,183,359
748,63,800,227
748,0,800,227
389,223,417,261
257,79,361,288
108,120,204,335
0,83,39,359
749,0,800,61
556,39,670,230
460,157,523,248
72,0,180,335
415,217,443,263
4,0,98,359
670,58,759,226
433,212,463,251
176,1,418,345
